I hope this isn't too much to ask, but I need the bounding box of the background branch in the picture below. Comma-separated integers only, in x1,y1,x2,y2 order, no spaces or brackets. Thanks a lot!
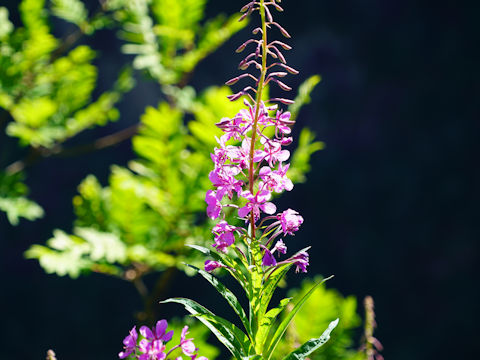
4,123,139,175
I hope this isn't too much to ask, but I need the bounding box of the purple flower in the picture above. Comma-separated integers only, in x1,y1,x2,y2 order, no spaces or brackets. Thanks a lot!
273,110,294,135
280,137,293,146
138,339,166,360
211,146,228,169
216,115,243,143
278,209,303,235
259,163,293,193
119,326,138,359
237,102,270,129
205,190,222,220
225,138,263,169
118,321,208,360
180,327,196,357
262,247,277,266
273,239,287,255
238,190,276,222
204,260,226,272
256,139,290,167
209,166,243,200
290,250,309,273
140,320,174,343
212,220,236,252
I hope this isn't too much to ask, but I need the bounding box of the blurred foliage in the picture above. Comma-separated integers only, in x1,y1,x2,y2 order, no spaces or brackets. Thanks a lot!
105,0,247,84
0,0,133,225
0,171,44,225
274,276,364,360
0,0,133,148
26,82,323,282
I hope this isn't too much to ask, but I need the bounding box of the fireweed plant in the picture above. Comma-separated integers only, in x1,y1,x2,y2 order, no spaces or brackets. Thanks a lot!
119,1,338,359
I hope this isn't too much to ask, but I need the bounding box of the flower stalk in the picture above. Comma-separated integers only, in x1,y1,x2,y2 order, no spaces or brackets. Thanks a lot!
120,2,339,360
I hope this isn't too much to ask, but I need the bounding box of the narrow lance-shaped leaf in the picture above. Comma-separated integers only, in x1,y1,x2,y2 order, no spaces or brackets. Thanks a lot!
184,263,252,339
258,262,293,318
258,247,315,321
288,75,322,120
264,276,335,360
186,244,249,289
161,297,248,359
255,297,292,351
281,318,339,360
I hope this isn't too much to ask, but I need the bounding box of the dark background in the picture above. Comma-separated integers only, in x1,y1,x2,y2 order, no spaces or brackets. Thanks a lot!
1,0,478,359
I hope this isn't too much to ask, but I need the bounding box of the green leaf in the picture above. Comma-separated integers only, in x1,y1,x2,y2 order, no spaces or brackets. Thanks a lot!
275,276,362,360
74,227,126,263
288,128,325,184
264,276,334,360
0,7,13,39
174,13,248,74
282,319,339,360
255,297,292,350
259,247,315,319
289,75,322,120
0,196,44,225
51,0,88,29
25,228,126,278
0,172,44,225
20,0,48,32
162,297,248,359
185,263,252,338
186,244,250,290
25,230,91,278
151,0,207,32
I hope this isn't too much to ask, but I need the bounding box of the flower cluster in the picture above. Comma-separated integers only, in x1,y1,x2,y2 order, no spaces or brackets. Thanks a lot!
119,320,207,360
205,100,307,272
204,0,309,274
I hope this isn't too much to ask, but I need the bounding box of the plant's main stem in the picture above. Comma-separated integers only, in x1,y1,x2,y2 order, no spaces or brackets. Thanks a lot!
246,1,269,355
248,0,268,242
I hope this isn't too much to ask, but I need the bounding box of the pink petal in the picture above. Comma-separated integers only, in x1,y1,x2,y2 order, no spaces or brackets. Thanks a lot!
181,340,196,356
140,325,154,340
261,202,277,214
284,179,293,191
181,326,189,341
257,190,272,203
259,166,272,177
253,151,265,162
238,205,251,218
163,330,174,342
239,190,254,200
155,319,168,338
277,150,290,162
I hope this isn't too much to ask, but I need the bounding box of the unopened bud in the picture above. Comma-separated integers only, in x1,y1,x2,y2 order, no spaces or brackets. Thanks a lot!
275,79,292,91
236,44,247,53
270,97,295,105
225,77,240,86
281,64,299,75
272,22,291,38
227,92,243,101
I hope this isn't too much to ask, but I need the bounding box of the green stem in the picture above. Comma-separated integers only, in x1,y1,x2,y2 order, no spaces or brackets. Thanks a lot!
247,0,268,355
248,0,268,243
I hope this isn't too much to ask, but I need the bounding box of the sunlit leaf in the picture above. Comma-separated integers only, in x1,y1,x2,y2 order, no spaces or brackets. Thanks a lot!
282,319,339,360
